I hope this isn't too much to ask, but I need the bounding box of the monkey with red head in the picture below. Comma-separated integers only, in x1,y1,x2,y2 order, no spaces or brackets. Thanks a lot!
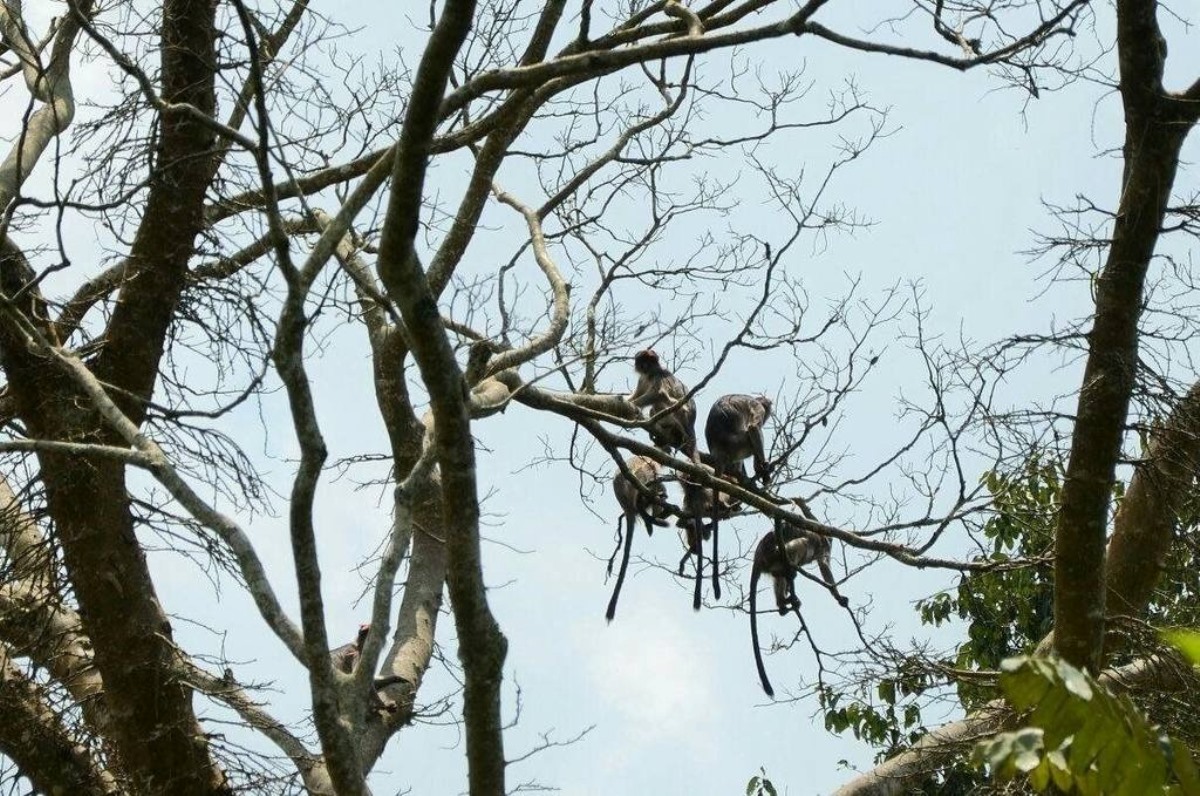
627,349,699,463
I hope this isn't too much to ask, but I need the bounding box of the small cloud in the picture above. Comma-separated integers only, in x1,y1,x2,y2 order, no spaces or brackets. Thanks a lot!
574,594,719,755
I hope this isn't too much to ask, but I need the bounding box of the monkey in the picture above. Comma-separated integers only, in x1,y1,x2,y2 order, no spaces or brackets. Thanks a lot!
330,623,411,714
627,349,699,463
676,462,741,610
330,623,371,674
748,511,848,697
705,394,773,562
705,394,773,486
606,455,673,622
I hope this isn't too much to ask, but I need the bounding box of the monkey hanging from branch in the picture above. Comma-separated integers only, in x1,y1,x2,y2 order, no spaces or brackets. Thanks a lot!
748,507,848,697
606,455,674,622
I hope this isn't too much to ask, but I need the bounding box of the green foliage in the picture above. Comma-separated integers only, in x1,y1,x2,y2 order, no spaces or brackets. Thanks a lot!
916,457,1061,710
745,768,777,796
820,677,928,756
1147,515,1200,629
1161,630,1200,665
974,655,1200,796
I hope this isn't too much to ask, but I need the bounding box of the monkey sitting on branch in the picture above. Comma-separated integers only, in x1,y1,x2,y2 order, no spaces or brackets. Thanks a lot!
626,349,699,463
330,623,412,715
705,394,773,486
704,393,773,561
748,511,848,697
606,455,674,622
676,462,741,610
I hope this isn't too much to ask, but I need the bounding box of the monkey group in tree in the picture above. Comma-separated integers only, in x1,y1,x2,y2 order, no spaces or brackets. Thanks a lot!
748,507,849,697
606,349,850,694
606,455,673,622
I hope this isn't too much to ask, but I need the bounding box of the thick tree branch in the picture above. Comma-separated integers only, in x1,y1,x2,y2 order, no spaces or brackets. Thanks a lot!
0,648,119,796
1105,381,1200,620
1052,0,1194,672
0,0,91,210
375,0,512,793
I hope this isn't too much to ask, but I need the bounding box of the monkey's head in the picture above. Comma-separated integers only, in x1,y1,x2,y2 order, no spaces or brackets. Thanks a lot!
633,349,661,375
757,396,773,416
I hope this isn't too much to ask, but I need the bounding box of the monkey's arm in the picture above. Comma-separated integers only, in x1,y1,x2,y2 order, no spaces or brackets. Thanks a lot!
629,390,661,409
748,425,769,482
818,558,849,607
627,375,654,406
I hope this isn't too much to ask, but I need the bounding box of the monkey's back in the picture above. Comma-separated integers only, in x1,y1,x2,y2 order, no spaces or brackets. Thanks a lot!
705,394,760,451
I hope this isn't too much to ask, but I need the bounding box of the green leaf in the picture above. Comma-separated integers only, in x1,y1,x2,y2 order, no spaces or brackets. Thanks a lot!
977,655,1200,796
1012,728,1046,773
878,679,896,705
1162,630,1200,667
1029,757,1050,791
1167,738,1200,794
1047,748,1073,791
1055,659,1094,700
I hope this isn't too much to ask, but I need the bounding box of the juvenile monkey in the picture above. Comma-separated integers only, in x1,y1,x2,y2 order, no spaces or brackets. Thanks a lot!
607,455,672,622
676,463,740,610
330,623,371,673
627,350,699,462
749,512,848,697
330,624,410,713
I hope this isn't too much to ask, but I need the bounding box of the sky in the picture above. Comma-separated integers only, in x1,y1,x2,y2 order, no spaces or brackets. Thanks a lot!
5,2,1200,796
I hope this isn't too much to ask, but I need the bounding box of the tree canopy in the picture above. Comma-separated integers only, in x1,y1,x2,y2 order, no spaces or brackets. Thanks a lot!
0,1,1198,795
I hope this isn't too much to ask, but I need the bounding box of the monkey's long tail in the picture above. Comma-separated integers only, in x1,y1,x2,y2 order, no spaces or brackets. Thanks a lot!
606,514,624,577
692,517,704,611
749,570,775,697
710,507,721,601
606,516,636,623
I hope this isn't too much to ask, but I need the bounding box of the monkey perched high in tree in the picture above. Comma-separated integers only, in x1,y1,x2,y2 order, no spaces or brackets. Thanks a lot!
704,393,773,585
705,394,773,486
330,624,411,714
677,463,740,610
607,456,673,622
748,510,848,697
627,349,699,463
